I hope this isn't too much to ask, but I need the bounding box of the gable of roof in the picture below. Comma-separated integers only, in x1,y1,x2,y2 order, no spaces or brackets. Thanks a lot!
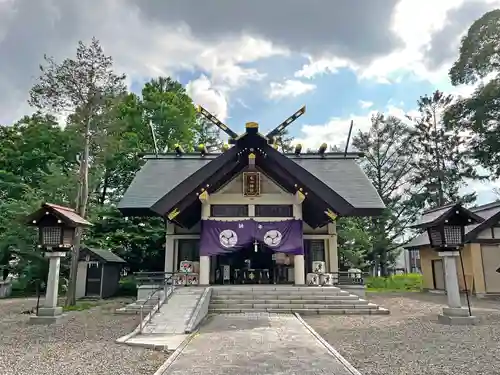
404,201,500,249
26,203,92,227
118,127,385,227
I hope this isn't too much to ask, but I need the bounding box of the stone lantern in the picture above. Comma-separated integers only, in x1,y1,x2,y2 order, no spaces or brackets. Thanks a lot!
25,203,92,324
412,203,483,325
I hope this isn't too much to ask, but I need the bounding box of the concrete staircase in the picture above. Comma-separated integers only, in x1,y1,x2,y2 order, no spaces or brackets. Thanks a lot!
209,286,389,315
115,290,165,315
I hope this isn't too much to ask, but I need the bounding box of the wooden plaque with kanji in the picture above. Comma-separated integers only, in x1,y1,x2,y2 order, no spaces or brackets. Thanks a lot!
243,171,261,197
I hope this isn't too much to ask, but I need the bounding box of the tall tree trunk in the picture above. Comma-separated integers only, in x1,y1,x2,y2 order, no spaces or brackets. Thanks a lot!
99,168,110,205
65,116,91,306
432,109,445,206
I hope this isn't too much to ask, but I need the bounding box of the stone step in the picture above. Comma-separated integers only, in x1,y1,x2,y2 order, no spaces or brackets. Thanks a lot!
209,285,341,293
209,302,376,309
212,291,352,298
211,289,346,295
208,307,390,315
211,294,360,301
210,298,369,305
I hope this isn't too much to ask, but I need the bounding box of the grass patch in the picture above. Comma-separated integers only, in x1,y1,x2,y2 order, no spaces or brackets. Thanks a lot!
366,273,423,292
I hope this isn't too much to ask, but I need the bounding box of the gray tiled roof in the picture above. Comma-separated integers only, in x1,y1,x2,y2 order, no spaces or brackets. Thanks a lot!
291,157,384,209
82,247,126,263
405,201,500,248
118,157,213,211
411,203,457,228
118,153,384,214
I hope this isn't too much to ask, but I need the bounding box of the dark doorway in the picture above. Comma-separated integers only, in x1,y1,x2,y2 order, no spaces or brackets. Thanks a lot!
85,263,102,296
214,243,275,284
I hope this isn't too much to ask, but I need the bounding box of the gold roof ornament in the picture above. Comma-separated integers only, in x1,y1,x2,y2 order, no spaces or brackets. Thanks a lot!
245,121,259,129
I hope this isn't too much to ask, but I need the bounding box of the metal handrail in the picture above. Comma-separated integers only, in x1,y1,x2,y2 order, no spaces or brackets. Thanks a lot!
138,273,175,334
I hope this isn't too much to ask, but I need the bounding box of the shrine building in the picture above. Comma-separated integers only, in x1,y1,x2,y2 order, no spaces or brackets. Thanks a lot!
118,107,385,286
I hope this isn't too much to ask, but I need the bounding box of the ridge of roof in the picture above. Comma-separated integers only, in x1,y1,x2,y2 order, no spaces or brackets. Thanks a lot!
421,202,458,215
44,203,76,212
142,152,363,160
471,200,500,212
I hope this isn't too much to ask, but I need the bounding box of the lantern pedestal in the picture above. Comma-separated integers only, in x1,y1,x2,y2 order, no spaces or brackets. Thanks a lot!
437,251,478,325
29,251,66,325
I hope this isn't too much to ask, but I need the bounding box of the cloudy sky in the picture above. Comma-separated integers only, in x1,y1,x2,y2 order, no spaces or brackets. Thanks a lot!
1,0,499,204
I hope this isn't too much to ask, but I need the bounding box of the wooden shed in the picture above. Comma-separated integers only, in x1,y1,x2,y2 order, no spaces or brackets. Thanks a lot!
76,247,126,299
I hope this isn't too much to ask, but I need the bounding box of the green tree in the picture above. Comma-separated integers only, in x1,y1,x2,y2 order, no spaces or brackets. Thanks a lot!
29,37,127,306
445,79,500,177
142,77,198,152
445,10,500,178
353,113,421,274
85,206,165,273
194,116,223,152
337,217,371,269
274,129,294,152
409,91,479,208
449,9,500,86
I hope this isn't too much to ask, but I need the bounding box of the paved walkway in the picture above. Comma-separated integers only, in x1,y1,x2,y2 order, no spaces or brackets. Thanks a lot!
160,313,358,375
142,287,205,335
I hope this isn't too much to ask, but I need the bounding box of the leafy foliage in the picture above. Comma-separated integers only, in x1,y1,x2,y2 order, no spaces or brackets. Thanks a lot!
449,9,500,85
446,10,500,180
352,114,420,273
409,90,480,207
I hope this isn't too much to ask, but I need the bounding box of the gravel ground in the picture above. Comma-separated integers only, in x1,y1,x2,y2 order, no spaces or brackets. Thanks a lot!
0,298,169,375
304,292,500,375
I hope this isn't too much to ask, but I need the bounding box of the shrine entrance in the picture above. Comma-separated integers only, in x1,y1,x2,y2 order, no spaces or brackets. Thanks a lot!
213,242,294,284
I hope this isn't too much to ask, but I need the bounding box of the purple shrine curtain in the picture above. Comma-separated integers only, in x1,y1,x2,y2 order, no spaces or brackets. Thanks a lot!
200,219,303,256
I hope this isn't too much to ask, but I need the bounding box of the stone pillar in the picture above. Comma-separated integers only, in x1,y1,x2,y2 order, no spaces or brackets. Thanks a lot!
327,222,338,274
199,256,210,285
294,254,305,285
437,251,478,325
30,251,66,324
164,221,175,274
293,191,305,285
199,191,210,286
442,252,461,308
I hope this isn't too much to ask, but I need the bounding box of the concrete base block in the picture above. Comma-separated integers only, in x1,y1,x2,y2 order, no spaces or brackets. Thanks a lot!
29,314,64,325
437,314,478,325
442,307,470,317
37,307,63,316
29,306,64,325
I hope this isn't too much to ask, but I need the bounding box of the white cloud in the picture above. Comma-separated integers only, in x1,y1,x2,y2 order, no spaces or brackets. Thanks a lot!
359,100,374,109
294,57,350,79
186,75,228,122
293,104,419,151
0,0,287,124
268,79,316,100
292,0,500,86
